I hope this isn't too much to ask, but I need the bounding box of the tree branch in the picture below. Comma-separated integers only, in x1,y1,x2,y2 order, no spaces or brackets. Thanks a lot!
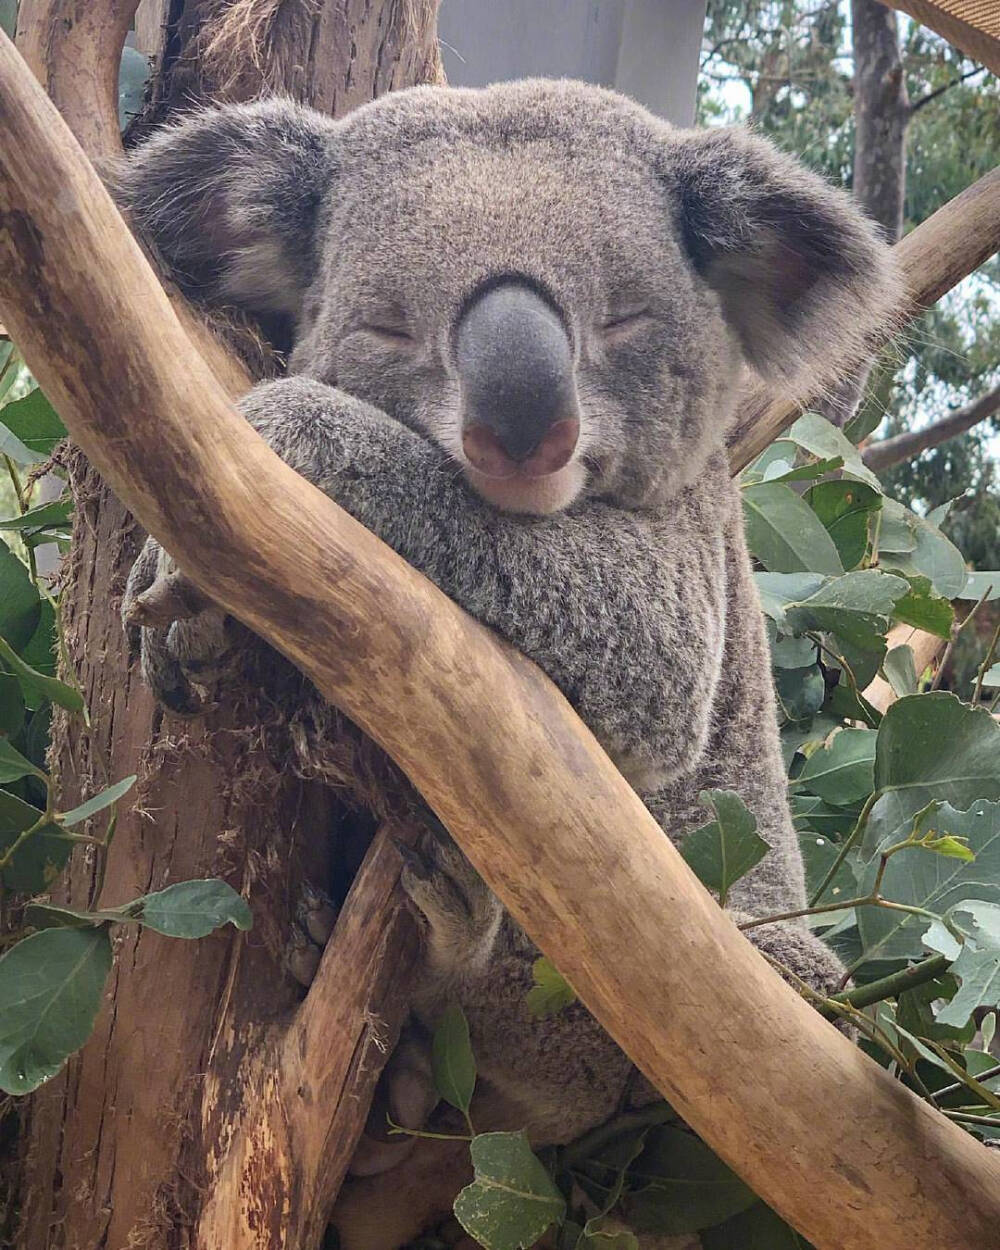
2,27,1000,1250
909,64,986,115
862,384,1000,470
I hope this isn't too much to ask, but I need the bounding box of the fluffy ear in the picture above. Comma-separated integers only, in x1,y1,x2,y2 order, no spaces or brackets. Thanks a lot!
107,99,338,320
663,127,901,391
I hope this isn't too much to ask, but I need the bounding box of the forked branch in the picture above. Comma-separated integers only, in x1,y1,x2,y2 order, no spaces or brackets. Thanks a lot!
2,28,1000,1250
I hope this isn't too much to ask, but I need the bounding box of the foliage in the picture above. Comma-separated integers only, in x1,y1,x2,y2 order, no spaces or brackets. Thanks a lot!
0,348,252,1097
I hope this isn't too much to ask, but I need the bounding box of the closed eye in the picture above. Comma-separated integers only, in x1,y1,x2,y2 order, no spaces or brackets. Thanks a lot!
599,307,652,337
362,322,415,345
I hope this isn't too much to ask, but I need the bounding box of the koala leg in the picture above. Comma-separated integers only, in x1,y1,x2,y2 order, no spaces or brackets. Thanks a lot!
122,535,238,715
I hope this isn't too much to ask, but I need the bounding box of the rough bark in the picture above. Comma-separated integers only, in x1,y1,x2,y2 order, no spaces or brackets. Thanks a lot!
4,35,1000,1250
10,4,442,1249
862,382,1000,470
852,0,909,243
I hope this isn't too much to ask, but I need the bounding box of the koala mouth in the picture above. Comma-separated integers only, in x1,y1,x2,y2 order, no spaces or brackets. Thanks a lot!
457,418,585,515
462,456,588,516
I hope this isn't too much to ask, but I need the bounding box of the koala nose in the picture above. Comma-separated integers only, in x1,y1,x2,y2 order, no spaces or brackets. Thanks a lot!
455,280,580,477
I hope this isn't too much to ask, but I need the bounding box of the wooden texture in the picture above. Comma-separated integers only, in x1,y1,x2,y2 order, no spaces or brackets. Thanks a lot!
864,624,949,714
885,0,1000,75
728,163,1000,471
3,31,1000,1250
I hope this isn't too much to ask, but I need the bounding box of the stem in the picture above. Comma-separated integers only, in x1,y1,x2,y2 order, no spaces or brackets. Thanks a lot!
826,954,951,1014
809,792,876,906
973,621,1000,706
2,451,38,583
938,1064,1000,1099
943,1110,1000,1127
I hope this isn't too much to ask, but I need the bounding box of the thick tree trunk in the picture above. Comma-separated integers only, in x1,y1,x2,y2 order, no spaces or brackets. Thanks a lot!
14,4,441,1248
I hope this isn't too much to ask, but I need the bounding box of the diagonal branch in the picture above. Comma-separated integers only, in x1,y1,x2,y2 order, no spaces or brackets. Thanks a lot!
2,28,1000,1250
862,384,1000,470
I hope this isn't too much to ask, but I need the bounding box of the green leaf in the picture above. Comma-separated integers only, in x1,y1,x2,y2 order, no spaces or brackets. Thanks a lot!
0,672,25,738
931,902,1000,1028
702,1202,814,1250
773,664,825,724
763,455,844,484
680,791,769,908
0,0,16,39
0,543,41,653
622,1125,756,1235
742,483,843,575
0,791,69,893
24,903,125,929
576,1224,638,1250
804,480,881,571
59,774,136,826
795,729,876,808
981,665,1000,690
798,831,857,904
890,575,953,640
784,570,908,651
754,573,826,627
0,388,66,458
454,1132,566,1250
924,836,975,862
770,634,818,669
882,645,918,698
858,801,1000,962
785,412,882,489
877,504,918,555
119,45,151,130
0,422,45,466
0,926,112,1094
880,501,968,599
0,498,72,534
0,737,41,784
526,956,577,1019
863,694,1000,855
133,878,252,938
957,573,1000,603
0,635,83,714
432,1004,477,1115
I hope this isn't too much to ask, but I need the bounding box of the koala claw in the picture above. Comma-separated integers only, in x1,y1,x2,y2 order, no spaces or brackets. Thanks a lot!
398,830,503,977
286,881,340,987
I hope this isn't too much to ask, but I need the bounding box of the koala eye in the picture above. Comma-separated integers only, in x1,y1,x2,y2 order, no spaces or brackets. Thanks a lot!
361,321,415,346
599,306,652,338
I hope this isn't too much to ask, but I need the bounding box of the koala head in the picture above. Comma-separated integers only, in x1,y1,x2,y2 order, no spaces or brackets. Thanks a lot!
112,81,899,515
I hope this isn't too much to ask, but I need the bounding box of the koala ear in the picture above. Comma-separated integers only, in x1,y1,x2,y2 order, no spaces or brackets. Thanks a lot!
107,99,338,320
663,127,901,391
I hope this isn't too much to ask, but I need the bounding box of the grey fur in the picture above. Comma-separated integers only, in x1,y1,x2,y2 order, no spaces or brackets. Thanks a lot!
114,80,898,1246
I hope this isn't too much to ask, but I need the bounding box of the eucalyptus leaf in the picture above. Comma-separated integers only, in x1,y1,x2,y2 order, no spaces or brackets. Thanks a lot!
702,1202,814,1250
774,664,825,724
0,790,69,893
0,0,16,39
957,573,1000,603
0,423,45,466
0,635,84,714
0,388,67,457
785,412,881,489
59,775,136,827
795,729,876,808
890,576,953,640
0,737,41,784
883,645,918,698
0,926,112,1094
0,498,73,534
932,902,1000,1028
863,695,1000,855
880,501,967,599
784,569,908,651
454,1132,566,1250
0,543,41,653
432,1003,477,1114
857,801,1000,962
742,482,843,575
133,878,252,939
804,480,880,571
754,573,827,627
0,672,25,738
622,1125,756,1235
680,791,769,907
526,957,577,1019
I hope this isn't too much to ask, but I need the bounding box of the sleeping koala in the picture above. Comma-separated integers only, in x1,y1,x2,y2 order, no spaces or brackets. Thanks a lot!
113,80,898,1247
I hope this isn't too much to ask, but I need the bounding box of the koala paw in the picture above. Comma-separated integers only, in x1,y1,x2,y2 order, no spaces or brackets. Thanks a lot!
398,827,503,980
733,912,845,997
122,536,236,716
285,879,339,988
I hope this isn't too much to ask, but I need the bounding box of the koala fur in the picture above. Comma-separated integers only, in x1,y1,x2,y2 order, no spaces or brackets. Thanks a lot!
113,80,899,1248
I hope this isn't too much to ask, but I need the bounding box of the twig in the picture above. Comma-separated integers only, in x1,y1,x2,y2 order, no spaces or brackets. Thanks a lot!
973,622,1000,706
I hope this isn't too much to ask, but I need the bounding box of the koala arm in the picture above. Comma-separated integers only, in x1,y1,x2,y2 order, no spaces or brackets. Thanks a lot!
236,376,728,785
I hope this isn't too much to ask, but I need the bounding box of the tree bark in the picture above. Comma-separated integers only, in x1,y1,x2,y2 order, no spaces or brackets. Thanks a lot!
852,0,909,243
3,32,1000,1250
10,4,441,1249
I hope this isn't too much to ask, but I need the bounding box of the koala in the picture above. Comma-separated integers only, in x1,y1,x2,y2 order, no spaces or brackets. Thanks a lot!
111,80,899,1249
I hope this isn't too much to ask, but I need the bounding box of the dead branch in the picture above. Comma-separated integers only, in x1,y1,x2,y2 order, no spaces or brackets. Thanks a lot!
3,30,1000,1250
728,164,1000,470
862,384,1000,470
